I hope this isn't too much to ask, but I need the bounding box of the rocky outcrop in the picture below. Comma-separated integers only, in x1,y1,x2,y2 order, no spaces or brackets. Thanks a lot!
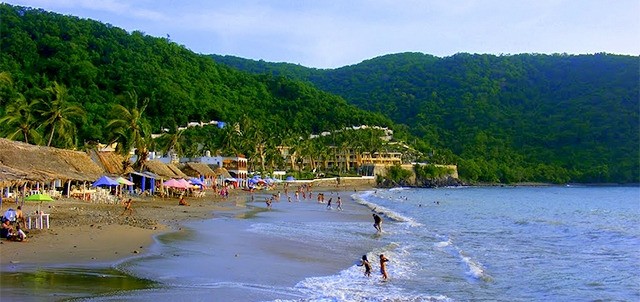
376,176,467,188
414,176,467,188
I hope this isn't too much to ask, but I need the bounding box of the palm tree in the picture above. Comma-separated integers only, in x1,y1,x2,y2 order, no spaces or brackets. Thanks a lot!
107,91,152,170
219,122,242,156
41,82,85,147
0,71,12,86
0,94,43,144
314,141,330,173
155,127,185,158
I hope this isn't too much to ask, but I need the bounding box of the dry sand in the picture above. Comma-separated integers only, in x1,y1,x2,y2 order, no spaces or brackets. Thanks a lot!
0,182,374,267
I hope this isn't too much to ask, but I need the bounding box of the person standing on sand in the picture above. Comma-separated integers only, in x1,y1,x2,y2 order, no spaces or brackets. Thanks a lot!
15,206,25,228
373,213,382,232
357,255,372,277
379,254,390,280
121,199,133,215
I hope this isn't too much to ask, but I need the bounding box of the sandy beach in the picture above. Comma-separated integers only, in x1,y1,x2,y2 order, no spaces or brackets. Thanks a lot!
0,181,374,267
1,190,243,266
0,180,378,301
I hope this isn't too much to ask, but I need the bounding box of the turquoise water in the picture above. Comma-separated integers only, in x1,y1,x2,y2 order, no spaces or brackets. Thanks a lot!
2,186,638,301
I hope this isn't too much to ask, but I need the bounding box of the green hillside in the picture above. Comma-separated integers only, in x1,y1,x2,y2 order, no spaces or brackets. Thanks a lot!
212,53,640,183
0,4,392,150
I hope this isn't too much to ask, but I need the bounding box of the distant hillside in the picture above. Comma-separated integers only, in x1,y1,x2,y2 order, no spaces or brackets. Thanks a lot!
0,4,392,144
211,53,640,183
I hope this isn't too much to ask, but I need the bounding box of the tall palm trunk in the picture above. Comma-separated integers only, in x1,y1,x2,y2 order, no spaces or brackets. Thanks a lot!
47,124,56,146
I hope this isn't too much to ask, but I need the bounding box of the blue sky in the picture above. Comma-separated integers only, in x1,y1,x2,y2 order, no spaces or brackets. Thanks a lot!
4,0,639,68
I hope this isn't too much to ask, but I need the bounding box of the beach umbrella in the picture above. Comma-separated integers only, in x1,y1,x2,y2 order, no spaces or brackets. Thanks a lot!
25,193,54,202
25,193,54,213
189,178,204,186
163,179,185,189
177,179,191,188
92,175,119,187
116,176,134,186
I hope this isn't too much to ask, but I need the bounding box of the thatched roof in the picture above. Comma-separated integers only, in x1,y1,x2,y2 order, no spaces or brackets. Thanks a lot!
0,164,28,186
213,167,232,179
141,160,187,179
166,163,188,178
0,138,105,184
181,162,216,177
89,150,134,175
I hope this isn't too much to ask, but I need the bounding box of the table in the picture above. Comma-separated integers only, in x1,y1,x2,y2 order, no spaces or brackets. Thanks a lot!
27,213,50,229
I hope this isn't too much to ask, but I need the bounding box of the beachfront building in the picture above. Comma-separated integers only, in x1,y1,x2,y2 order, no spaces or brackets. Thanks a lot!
277,145,403,175
182,154,248,187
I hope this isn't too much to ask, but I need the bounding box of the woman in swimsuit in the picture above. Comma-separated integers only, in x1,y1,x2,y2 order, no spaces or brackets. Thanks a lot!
379,254,390,280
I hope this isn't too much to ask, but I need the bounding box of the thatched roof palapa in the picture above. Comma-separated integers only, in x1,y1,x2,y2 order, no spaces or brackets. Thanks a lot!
166,163,188,178
141,160,187,179
213,167,232,179
89,150,134,175
180,162,216,178
0,164,29,186
0,138,105,184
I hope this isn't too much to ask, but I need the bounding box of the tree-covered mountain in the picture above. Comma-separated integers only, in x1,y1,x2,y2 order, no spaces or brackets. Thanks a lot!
0,4,393,149
211,52,639,183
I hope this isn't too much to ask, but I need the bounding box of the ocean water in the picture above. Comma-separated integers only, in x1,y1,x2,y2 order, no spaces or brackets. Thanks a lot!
4,186,637,301
81,185,640,302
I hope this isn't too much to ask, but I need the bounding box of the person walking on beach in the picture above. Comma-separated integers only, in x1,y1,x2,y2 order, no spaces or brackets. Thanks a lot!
357,255,372,277
120,199,133,216
373,213,383,232
336,196,343,211
379,254,390,280
326,198,332,209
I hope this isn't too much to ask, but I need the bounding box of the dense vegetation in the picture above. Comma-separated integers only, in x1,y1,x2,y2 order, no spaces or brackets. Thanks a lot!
1,4,637,184
0,4,397,172
212,53,639,183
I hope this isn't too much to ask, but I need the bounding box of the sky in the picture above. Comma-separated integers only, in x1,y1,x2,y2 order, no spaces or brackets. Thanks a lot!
4,0,639,68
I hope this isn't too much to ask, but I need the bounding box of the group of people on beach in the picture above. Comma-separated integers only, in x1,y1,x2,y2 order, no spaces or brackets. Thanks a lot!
358,254,390,280
1,206,27,242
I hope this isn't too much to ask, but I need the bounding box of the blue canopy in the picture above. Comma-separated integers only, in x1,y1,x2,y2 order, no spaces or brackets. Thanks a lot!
189,178,204,186
92,175,119,187
285,176,296,182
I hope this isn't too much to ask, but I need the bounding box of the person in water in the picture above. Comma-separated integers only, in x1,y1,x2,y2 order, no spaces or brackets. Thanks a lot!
358,255,372,277
373,213,382,232
379,254,390,280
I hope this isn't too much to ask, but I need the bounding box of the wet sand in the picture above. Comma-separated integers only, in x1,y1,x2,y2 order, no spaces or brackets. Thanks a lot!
0,182,376,300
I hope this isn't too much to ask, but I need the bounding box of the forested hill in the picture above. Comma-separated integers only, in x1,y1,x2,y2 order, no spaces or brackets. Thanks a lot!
211,53,640,183
0,4,392,144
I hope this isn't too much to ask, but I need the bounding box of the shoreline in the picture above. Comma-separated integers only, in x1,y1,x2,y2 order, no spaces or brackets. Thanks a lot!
0,183,375,269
